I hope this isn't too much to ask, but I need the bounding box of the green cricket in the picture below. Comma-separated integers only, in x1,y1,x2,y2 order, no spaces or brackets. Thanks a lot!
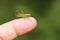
16,9,31,18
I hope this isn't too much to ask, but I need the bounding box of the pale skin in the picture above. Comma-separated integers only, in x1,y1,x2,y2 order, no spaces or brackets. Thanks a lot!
0,17,37,40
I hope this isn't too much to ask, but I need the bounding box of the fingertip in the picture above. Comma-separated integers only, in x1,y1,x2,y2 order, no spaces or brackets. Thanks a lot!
11,17,37,35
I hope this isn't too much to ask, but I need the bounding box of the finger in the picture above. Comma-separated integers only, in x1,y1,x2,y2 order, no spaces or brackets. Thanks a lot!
0,17,37,40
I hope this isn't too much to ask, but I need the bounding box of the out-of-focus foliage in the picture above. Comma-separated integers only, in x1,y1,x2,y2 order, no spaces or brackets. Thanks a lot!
0,0,60,40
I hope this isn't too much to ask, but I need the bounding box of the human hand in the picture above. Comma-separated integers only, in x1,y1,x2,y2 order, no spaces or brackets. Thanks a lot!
0,17,37,40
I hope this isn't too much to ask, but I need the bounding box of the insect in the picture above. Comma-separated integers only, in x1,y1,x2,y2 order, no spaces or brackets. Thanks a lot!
16,9,31,18
16,9,32,22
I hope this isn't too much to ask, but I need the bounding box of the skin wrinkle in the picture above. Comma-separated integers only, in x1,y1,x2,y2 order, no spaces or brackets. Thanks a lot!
11,18,28,36
11,19,22,35
5,24,17,40
11,22,18,36
0,23,17,40
10,22,18,37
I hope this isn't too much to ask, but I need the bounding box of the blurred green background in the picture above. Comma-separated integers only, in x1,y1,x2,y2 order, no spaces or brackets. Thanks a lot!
0,0,60,40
